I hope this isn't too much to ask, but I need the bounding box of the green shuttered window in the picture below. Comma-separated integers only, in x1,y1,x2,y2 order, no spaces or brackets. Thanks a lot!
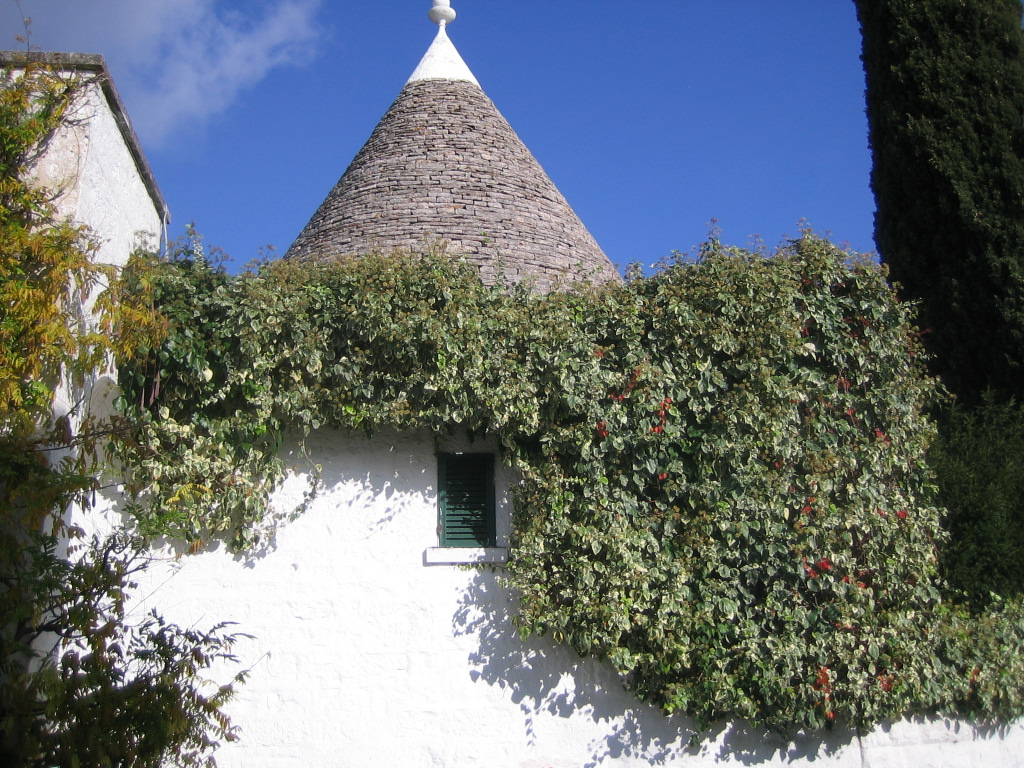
438,453,495,548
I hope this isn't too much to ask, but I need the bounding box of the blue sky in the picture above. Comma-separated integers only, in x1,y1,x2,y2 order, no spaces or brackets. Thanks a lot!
3,1,875,273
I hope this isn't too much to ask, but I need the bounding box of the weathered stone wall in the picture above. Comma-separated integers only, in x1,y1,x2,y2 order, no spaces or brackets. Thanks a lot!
286,79,620,291
128,428,1024,768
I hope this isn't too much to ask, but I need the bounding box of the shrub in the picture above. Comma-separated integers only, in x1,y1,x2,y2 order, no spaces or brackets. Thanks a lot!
0,528,248,767
853,0,1024,402
930,396,1024,604
507,236,946,730
110,234,1024,732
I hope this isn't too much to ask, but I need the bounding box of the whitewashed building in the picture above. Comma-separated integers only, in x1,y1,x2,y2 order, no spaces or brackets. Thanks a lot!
10,5,1024,766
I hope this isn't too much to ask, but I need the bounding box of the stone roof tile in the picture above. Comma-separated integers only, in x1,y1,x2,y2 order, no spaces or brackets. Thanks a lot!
285,10,619,291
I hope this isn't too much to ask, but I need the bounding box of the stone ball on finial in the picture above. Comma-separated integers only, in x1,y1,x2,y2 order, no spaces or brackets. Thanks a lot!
429,0,457,25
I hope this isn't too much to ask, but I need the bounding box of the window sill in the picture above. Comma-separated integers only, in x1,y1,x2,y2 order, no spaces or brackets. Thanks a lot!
424,547,508,566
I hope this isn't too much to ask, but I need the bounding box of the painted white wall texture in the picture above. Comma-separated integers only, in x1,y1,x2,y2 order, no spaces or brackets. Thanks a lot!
27,67,163,268
127,428,1024,768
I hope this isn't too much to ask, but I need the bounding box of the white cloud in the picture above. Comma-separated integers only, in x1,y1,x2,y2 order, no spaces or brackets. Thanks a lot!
2,0,324,146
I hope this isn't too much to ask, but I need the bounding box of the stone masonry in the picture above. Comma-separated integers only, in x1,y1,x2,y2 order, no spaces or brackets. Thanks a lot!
285,79,620,291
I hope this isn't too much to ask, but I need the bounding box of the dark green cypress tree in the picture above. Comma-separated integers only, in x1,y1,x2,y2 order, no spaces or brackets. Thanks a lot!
853,0,1024,402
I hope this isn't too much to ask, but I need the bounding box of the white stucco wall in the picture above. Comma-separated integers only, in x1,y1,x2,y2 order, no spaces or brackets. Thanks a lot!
126,428,1024,768
29,72,163,268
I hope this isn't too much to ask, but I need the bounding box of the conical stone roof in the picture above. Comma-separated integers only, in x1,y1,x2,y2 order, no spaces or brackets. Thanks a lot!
286,5,619,290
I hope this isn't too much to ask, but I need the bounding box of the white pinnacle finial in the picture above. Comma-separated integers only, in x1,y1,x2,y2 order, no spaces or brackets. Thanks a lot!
408,0,477,84
429,0,456,27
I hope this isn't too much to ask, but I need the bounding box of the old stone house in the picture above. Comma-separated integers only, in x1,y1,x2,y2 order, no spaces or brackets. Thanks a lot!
8,3,1024,766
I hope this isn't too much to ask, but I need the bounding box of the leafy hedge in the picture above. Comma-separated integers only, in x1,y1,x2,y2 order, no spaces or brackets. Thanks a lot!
853,0,1024,403
930,396,1024,603
116,234,1024,733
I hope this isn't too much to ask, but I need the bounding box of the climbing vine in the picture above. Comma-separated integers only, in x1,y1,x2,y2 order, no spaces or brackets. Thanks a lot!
116,234,1024,734
0,63,245,767
0,62,108,523
0,61,162,522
